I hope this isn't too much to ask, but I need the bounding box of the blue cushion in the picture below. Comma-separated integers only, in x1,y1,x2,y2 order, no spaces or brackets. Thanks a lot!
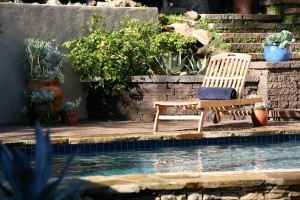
198,87,237,100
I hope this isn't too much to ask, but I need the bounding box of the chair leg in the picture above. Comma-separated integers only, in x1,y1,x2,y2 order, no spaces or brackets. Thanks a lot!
198,108,208,132
153,106,162,133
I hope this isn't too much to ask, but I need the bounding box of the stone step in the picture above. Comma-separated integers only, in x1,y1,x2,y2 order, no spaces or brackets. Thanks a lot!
228,43,300,52
200,14,282,21
284,7,300,14
250,61,300,69
209,23,296,31
261,0,300,6
248,52,300,61
219,32,300,42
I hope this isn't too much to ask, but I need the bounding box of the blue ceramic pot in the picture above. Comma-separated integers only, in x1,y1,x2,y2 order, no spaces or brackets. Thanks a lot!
264,44,291,62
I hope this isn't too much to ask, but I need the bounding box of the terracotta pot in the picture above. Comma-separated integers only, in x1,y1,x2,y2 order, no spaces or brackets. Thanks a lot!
28,79,64,123
232,0,259,14
251,109,268,126
62,112,79,125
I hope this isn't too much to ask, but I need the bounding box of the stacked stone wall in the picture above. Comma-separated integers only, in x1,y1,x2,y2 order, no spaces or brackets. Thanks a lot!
87,75,259,121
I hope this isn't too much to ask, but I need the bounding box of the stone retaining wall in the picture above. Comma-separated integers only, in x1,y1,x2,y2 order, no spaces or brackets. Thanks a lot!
251,61,300,111
86,75,259,121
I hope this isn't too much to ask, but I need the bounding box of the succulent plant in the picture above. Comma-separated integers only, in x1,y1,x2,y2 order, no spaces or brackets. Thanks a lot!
265,30,295,48
61,97,82,112
0,121,81,200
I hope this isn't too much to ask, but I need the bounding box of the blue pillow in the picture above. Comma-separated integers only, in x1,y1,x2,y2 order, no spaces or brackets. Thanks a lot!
198,87,237,100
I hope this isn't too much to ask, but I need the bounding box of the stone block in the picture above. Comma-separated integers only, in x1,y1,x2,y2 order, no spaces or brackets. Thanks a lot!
168,83,191,89
142,84,168,90
143,95,168,101
175,89,198,96
147,89,175,96
288,101,299,109
167,95,194,101
187,193,201,200
240,192,265,200
161,195,177,200
267,82,279,89
264,192,288,199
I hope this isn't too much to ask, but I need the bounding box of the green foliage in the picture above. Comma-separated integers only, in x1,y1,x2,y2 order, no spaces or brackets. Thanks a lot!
158,14,193,26
0,122,80,200
25,88,56,104
156,52,189,75
188,55,208,75
283,15,296,24
266,5,282,14
64,14,195,94
61,97,82,112
21,88,56,125
24,38,66,82
265,30,295,48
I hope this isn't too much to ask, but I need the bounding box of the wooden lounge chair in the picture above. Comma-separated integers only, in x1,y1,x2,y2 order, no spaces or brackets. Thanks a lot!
153,53,262,132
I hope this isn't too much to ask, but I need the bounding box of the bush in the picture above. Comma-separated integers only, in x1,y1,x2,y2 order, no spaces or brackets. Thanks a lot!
63,14,195,94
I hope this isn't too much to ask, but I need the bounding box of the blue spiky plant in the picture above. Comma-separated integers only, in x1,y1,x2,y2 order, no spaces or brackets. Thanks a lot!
0,121,80,200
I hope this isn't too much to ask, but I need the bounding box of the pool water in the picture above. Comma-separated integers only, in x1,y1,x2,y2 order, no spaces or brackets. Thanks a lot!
48,142,300,177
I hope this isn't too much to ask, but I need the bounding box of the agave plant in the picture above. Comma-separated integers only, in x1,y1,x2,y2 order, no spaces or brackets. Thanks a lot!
0,122,80,200
155,51,189,75
188,55,209,75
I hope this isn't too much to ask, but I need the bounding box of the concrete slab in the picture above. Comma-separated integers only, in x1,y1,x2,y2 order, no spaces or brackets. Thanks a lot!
0,119,300,144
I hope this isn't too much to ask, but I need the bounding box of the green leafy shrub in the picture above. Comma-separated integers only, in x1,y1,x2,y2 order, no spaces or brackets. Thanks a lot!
0,122,80,200
64,14,195,94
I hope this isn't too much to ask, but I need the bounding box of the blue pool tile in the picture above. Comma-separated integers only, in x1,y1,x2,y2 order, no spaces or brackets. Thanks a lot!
174,140,180,147
218,137,225,145
115,142,122,150
190,139,197,146
289,134,297,142
229,137,235,144
90,143,97,152
156,141,163,148
162,140,169,148
103,143,110,151
169,140,175,147
296,134,300,141
278,135,285,142
127,141,134,150
223,137,230,144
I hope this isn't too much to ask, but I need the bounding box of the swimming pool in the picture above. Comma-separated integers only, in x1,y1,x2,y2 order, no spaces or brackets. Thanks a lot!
47,141,300,177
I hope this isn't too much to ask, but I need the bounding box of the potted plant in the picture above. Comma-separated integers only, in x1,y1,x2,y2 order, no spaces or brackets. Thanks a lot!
21,88,56,125
23,38,67,122
251,100,272,126
263,30,295,62
61,97,81,125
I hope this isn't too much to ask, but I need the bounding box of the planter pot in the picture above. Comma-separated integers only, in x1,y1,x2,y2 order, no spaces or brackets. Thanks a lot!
232,0,259,14
28,79,64,123
264,44,292,62
62,112,79,125
28,102,53,125
251,109,268,126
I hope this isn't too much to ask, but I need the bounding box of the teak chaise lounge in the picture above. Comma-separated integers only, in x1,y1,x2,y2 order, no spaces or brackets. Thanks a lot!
153,53,262,132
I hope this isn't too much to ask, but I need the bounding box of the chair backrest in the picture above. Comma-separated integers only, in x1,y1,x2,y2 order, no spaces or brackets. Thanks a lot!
202,53,251,99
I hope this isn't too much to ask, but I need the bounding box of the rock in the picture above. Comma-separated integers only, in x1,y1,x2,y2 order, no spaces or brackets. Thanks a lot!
186,29,212,45
167,23,194,37
161,195,177,200
97,0,138,7
240,193,265,200
184,11,199,20
187,193,201,200
14,0,23,3
45,0,62,5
